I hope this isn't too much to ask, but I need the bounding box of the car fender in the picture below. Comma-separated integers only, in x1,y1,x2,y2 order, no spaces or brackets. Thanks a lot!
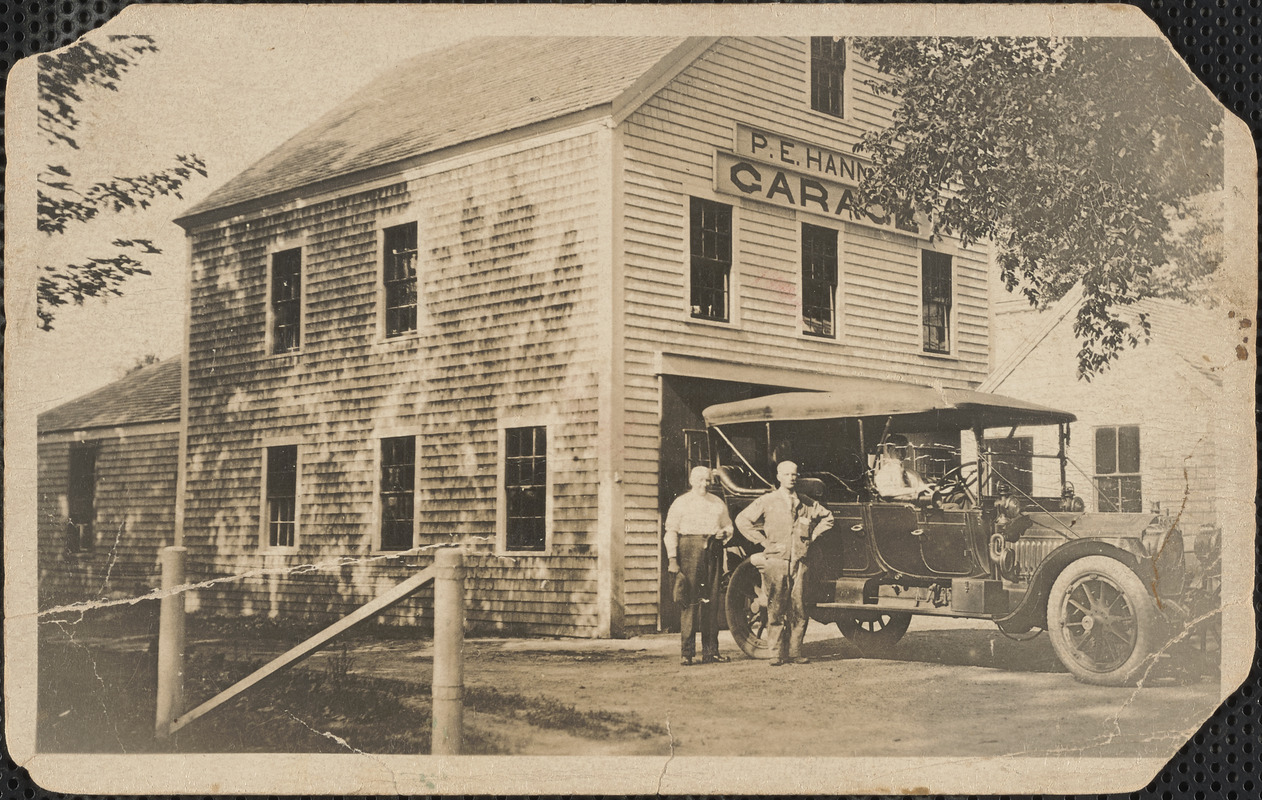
996,538,1149,634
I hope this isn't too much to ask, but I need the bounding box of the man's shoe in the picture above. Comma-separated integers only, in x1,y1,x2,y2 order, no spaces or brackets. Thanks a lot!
770,657,785,667
790,656,811,665
701,654,730,664
680,656,694,666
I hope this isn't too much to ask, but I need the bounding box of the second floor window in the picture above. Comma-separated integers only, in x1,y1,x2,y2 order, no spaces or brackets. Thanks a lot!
265,444,298,548
271,248,302,354
380,436,416,551
383,222,418,337
801,223,838,338
504,426,547,552
689,197,732,323
810,37,846,117
922,250,952,354
1095,425,1142,513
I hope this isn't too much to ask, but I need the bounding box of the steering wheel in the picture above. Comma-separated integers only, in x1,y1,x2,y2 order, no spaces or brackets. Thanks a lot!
932,461,979,508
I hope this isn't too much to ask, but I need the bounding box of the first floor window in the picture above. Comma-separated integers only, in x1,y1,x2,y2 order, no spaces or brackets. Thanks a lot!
383,222,418,337
801,223,839,337
271,248,302,354
265,445,298,548
1095,425,1142,513
810,36,846,117
689,197,732,323
922,250,952,354
66,443,98,553
380,436,416,551
504,426,547,552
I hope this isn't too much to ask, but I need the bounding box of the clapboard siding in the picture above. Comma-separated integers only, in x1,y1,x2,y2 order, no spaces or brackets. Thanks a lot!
184,130,608,635
37,429,178,608
616,37,993,629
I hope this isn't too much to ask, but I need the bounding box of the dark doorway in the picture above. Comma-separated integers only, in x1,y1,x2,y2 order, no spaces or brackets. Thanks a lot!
657,375,802,631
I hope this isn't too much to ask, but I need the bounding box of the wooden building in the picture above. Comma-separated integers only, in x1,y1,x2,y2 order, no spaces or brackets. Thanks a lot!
982,290,1224,540
37,358,182,608
173,37,994,636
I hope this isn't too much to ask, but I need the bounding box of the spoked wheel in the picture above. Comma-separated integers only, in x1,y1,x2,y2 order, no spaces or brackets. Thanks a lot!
1046,556,1159,686
835,611,912,658
725,558,772,659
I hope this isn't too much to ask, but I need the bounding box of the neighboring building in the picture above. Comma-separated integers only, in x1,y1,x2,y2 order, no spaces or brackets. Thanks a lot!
37,358,182,608
173,36,995,637
983,290,1223,538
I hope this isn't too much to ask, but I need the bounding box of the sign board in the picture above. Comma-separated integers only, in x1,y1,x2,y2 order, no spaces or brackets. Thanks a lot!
717,124,922,236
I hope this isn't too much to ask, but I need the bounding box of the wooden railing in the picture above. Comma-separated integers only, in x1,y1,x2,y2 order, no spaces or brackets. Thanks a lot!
154,546,465,753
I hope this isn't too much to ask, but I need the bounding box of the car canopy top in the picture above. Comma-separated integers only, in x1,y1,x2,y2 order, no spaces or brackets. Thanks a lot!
702,378,1075,432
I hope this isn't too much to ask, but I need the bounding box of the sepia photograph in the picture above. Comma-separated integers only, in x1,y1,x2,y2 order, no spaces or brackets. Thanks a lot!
4,3,1255,795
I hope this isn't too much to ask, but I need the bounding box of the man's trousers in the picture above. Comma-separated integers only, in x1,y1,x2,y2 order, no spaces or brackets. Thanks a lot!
674,535,722,659
759,556,808,659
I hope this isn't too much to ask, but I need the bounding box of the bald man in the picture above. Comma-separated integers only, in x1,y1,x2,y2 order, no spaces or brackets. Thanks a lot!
665,466,734,665
735,461,834,665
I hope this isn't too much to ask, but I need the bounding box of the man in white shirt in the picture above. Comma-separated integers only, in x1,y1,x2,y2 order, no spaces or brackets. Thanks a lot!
665,466,734,665
873,435,935,501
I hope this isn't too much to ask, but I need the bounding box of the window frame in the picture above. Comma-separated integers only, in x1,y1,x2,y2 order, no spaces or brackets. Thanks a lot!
496,421,553,555
266,244,305,356
686,195,738,327
1094,425,1143,513
66,441,100,554
375,433,419,552
799,222,840,339
379,219,420,341
808,36,848,119
260,441,301,553
919,249,955,356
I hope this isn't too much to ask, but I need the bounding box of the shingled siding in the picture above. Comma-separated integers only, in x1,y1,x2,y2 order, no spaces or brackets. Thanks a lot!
616,38,993,630
37,429,178,608
183,130,607,635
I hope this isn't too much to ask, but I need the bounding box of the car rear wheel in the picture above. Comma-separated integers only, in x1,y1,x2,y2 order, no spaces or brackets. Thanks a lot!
725,558,772,659
835,611,911,657
1046,555,1159,686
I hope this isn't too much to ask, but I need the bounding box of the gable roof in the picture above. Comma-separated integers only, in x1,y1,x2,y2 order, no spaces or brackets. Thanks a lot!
38,358,182,434
177,36,697,226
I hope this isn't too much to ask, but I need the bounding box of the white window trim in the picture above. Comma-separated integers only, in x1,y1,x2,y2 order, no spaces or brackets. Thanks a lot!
917,245,959,359
264,237,307,358
371,428,422,553
496,418,555,556
259,437,302,554
796,220,843,341
803,36,851,123
683,192,742,329
375,214,423,344
1092,424,1144,514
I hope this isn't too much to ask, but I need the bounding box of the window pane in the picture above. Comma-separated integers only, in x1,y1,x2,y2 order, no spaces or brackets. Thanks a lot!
1094,427,1117,475
505,426,547,552
802,224,838,338
1117,426,1140,473
689,198,731,323
383,223,419,337
271,248,302,353
1096,476,1121,513
266,445,298,547
810,37,846,117
921,251,951,353
380,436,416,551
1119,475,1143,513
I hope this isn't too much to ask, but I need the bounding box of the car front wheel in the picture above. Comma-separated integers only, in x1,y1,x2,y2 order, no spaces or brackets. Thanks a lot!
1046,555,1160,686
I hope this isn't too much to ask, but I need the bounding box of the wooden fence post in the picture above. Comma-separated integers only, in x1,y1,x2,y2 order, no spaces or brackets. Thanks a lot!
155,545,187,739
432,547,465,755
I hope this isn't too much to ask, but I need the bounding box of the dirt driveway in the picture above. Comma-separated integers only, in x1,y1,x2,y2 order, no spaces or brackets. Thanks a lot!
37,611,1219,760
313,616,1219,759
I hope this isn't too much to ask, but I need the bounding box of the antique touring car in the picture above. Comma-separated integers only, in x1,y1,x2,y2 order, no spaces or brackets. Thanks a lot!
699,379,1211,686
